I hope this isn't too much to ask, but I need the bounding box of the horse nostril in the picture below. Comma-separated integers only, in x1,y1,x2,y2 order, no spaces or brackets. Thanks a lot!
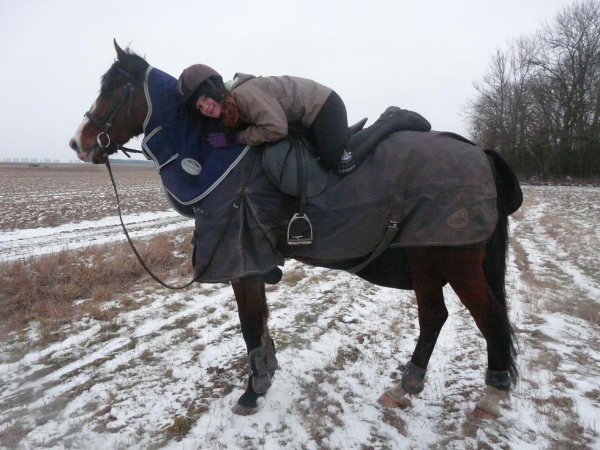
69,139,78,151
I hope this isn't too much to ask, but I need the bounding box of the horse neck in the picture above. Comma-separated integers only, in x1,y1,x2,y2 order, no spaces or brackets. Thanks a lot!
142,67,186,135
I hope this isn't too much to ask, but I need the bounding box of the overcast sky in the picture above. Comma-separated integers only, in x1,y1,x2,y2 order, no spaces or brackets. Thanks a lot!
0,0,577,161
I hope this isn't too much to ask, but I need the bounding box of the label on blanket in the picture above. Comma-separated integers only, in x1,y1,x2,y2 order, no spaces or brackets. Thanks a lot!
141,67,249,206
181,158,202,175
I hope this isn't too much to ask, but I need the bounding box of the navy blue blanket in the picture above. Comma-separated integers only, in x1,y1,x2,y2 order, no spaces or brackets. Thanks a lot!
141,67,248,210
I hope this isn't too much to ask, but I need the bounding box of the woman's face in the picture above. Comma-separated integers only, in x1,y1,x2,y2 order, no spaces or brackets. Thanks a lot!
195,96,222,118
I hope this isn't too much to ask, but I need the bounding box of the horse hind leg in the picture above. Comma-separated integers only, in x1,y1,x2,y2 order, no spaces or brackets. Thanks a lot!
379,248,448,408
440,246,513,418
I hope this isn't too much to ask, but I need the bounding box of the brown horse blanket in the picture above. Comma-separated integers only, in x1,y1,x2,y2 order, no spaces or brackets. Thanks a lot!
192,131,497,283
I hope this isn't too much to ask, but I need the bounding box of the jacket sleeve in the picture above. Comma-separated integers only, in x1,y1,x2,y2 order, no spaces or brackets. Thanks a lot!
234,85,288,145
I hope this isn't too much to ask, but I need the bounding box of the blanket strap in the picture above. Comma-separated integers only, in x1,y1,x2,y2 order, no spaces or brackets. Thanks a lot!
347,221,400,274
347,194,403,273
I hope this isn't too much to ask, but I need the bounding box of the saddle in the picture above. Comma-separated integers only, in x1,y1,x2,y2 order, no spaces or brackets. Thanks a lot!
261,136,329,199
261,118,368,198
261,118,368,245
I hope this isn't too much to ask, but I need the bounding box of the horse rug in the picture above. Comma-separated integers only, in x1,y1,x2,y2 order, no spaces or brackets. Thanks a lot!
140,66,249,215
191,131,498,283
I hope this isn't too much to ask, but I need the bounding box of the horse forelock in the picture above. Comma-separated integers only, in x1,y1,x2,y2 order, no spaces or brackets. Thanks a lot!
100,49,149,96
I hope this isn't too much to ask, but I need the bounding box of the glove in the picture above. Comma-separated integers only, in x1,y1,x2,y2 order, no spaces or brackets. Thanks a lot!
207,132,241,148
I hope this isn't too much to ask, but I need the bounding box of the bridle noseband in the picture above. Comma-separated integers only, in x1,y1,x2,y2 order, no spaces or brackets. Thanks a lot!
84,68,143,158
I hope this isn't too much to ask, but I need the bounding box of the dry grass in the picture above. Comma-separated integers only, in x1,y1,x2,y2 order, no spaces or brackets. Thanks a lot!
0,230,193,335
165,416,194,440
548,295,600,328
282,267,305,286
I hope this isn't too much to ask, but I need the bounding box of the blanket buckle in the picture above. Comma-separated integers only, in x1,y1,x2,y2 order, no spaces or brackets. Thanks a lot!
287,213,313,245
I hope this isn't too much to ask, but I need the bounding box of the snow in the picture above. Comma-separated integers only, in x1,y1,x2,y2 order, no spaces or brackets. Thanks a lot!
1,185,599,449
0,212,192,262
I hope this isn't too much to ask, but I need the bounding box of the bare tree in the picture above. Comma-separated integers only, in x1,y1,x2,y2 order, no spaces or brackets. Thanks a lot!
467,38,540,176
467,0,600,179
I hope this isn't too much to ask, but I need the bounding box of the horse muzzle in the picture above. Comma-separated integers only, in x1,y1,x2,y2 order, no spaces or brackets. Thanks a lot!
89,146,109,164
69,139,107,164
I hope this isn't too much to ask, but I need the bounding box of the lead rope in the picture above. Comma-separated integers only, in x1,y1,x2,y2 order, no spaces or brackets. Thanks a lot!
104,154,197,290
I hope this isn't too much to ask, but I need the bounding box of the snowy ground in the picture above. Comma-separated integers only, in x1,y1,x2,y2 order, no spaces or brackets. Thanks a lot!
1,185,599,449
0,211,191,262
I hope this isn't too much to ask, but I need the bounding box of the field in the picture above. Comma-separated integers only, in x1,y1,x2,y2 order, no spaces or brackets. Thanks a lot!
0,164,171,231
0,164,191,261
1,164,599,449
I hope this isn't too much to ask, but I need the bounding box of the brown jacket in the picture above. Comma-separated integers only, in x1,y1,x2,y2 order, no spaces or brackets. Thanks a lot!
231,73,332,145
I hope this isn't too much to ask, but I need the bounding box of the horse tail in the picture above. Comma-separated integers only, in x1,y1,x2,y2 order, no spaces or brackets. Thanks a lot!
483,149,523,384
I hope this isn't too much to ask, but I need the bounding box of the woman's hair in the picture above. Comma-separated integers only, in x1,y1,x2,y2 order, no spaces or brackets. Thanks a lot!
221,92,240,129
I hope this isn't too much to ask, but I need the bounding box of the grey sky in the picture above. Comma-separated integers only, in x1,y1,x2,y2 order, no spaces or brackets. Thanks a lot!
0,0,576,161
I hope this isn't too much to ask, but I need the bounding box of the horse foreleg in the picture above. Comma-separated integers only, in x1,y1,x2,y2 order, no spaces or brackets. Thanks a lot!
262,326,279,376
379,248,448,408
231,275,274,415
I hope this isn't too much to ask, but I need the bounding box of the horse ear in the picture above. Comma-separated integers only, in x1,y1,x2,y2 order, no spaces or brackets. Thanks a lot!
114,39,127,61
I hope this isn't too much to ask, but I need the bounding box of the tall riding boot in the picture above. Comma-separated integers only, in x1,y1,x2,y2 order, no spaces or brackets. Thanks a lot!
347,106,431,163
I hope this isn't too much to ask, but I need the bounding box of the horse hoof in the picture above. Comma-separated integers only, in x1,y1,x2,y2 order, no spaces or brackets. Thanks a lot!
377,392,412,409
473,405,499,420
234,377,264,416
473,386,506,419
232,402,258,416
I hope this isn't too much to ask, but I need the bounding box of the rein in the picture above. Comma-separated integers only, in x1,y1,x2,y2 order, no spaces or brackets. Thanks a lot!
103,154,197,290
88,73,196,290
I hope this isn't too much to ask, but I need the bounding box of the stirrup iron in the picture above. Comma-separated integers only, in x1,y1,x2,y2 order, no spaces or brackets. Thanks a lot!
287,213,313,245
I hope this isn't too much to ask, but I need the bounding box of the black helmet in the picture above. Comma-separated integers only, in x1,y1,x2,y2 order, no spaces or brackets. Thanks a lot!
177,64,225,107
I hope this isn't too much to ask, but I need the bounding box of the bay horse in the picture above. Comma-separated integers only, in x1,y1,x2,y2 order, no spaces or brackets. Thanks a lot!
69,42,522,419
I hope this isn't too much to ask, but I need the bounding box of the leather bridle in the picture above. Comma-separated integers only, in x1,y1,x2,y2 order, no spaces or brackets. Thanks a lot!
84,68,143,158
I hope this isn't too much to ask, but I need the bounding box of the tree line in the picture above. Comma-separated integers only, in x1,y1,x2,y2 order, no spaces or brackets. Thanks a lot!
466,0,600,180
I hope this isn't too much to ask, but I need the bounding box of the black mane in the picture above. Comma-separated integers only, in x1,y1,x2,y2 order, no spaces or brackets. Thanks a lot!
100,49,149,96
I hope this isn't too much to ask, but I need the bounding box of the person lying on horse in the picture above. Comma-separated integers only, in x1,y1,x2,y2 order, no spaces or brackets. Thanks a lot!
177,64,431,175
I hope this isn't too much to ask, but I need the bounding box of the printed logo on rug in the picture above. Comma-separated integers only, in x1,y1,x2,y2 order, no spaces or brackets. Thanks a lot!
446,208,469,229
181,158,202,175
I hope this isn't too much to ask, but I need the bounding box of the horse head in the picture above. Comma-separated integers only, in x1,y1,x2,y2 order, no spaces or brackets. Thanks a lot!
69,40,149,163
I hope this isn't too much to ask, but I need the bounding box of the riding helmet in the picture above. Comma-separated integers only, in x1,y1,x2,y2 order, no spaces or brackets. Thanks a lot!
177,64,225,108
